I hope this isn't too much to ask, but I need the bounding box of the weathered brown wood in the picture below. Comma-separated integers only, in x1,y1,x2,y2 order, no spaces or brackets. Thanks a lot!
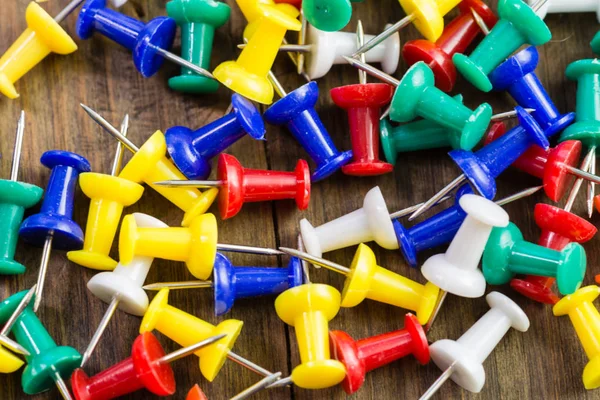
1,0,600,399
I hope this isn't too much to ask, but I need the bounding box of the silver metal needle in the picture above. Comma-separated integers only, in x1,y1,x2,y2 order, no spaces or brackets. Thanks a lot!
0,284,36,356
152,180,223,187
563,164,600,185
494,185,544,206
419,361,457,400
10,111,25,182
237,44,312,53
230,372,282,400
227,351,276,377
217,243,285,256
151,46,216,80
143,281,214,291
564,147,595,213
80,104,140,153
380,105,392,121
408,174,467,221
296,11,307,77
356,21,367,85
33,234,54,312
491,108,535,122
531,0,549,12
297,234,311,284
389,195,452,220
266,376,293,388
470,8,490,35
424,290,447,333
156,334,227,364
81,296,120,367
53,371,74,400
588,151,596,218
277,247,350,275
224,103,234,116
53,0,86,23
352,14,415,57
342,56,399,86
110,114,129,176
0,336,27,357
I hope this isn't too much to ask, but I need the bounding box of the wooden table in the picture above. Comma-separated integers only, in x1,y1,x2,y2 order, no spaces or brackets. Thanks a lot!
1,0,599,399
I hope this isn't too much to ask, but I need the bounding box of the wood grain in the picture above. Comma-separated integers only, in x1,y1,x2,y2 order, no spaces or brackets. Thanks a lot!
0,0,599,399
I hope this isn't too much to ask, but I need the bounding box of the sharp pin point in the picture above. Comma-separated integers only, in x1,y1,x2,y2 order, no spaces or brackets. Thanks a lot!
408,174,467,221
351,14,414,57
80,104,140,153
157,334,227,364
54,0,86,23
470,8,490,35
33,235,54,312
110,114,129,176
277,247,351,275
389,195,453,220
495,185,543,206
0,284,37,338
81,296,120,368
0,335,30,357
10,110,25,182
419,361,457,400
230,372,282,400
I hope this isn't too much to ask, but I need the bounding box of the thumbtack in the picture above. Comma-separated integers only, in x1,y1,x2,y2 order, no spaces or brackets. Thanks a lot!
343,59,493,153
483,221,587,295
489,46,575,133
80,213,169,368
0,290,82,398
0,111,43,275
67,115,145,271
394,185,541,267
452,0,552,92
264,81,353,181
407,105,556,221
141,288,279,382
420,292,529,398
20,150,91,312
528,0,600,21
302,0,352,32
80,104,218,227
154,153,311,219
143,253,304,315
235,0,299,38
329,313,429,394
403,0,498,92
511,203,596,304
213,4,301,104
167,0,231,93
77,0,214,80
0,0,83,99
421,194,509,298
280,244,440,324
72,333,225,399
275,283,347,389
353,0,461,55
230,372,282,400
187,384,208,400
553,286,600,389
165,94,266,180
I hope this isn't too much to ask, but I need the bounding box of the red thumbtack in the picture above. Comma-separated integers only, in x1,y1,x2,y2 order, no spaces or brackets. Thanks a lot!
187,384,208,400
329,313,429,394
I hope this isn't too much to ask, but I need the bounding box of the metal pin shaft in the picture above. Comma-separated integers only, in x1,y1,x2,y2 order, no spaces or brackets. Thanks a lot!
10,111,25,182
277,247,351,275
0,336,28,357
491,108,535,122
0,284,36,356
295,12,307,77
230,372,282,400
53,371,74,400
33,235,53,312
587,151,596,218
389,195,452,220
110,114,129,176
424,290,447,333
152,180,223,187
342,56,399,86
351,14,415,57
408,174,467,221
80,104,140,153
495,185,543,206
54,0,85,23
227,351,276,377
143,281,214,291
156,334,227,364
217,243,285,256
297,234,311,284
81,296,120,367
419,361,457,400
356,21,367,85
563,147,595,213
152,46,216,81
470,8,490,35
237,44,312,53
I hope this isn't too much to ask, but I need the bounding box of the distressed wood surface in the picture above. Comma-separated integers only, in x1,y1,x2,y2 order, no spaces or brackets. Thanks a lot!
1,0,600,399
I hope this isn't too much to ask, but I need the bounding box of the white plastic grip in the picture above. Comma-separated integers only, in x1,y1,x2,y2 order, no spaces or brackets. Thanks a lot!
421,195,509,298
528,0,600,22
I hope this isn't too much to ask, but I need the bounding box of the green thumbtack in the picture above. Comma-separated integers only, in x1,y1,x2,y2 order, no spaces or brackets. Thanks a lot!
0,111,43,275
482,222,587,296
390,62,492,148
591,31,600,55
452,0,551,92
167,0,231,93
302,0,352,32
0,291,81,396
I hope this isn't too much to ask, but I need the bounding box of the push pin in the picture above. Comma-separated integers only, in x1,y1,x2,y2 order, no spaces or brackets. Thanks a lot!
302,0,352,32
19,150,91,312
77,0,215,80
0,112,43,275
394,185,541,267
490,46,575,133
67,115,144,271
528,0,600,21
343,59,493,152
275,283,347,388
403,0,498,92
483,221,586,295
0,285,36,372
143,253,304,315
187,385,208,400
280,244,440,324
452,0,552,92
0,290,82,398
264,81,353,181
165,94,265,180
352,0,461,55
141,288,278,382
0,0,82,99
80,104,218,227
329,313,429,394
167,0,231,93
235,0,299,39
420,292,529,398
511,204,596,304
407,106,555,221
213,4,301,104
560,59,600,217
72,333,225,399
421,194,509,298
154,153,311,220
119,212,284,281
553,286,600,389
80,213,169,368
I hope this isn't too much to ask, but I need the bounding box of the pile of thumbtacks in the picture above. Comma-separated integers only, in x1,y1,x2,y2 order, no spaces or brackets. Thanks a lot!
2,0,600,398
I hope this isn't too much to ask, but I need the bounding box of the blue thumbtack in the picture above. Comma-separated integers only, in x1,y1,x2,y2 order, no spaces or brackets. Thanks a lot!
489,46,575,133
77,0,176,77
19,150,91,312
264,81,353,181
165,94,266,180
